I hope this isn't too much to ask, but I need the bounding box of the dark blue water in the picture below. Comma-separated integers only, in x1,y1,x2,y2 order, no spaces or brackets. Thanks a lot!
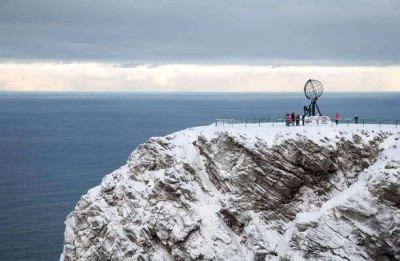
0,92,399,260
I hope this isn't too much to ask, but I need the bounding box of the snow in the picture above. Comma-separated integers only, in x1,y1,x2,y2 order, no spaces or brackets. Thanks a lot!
62,121,400,260
193,121,397,143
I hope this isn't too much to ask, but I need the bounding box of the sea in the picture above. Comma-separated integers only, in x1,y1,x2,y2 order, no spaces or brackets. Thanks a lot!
0,92,399,260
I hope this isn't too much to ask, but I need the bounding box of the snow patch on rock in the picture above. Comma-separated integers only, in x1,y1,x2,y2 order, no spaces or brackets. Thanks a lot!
61,124,400,260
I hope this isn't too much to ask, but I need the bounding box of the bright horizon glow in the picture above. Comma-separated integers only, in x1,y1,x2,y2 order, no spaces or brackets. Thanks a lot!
0,62,399,92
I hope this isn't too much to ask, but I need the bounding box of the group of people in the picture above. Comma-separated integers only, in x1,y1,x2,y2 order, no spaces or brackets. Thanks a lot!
285,113,359,126
285,112,305,126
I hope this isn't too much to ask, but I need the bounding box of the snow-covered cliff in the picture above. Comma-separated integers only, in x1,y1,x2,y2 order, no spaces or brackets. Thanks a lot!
61,125,400,260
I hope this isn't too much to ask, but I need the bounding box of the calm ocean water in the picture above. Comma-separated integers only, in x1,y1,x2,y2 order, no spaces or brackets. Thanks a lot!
0,92,399,260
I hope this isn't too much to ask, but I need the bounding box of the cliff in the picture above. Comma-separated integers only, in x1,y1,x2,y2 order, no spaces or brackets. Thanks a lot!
61,125,400,260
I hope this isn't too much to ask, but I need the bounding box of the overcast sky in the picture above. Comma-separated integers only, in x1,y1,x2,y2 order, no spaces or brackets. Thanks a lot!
0,0,399,91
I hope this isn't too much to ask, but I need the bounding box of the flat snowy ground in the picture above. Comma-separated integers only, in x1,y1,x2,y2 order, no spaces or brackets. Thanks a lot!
182,122,400,151
62,122,400,261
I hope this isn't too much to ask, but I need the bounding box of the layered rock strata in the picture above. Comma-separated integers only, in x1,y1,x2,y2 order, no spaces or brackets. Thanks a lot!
61,126,400,260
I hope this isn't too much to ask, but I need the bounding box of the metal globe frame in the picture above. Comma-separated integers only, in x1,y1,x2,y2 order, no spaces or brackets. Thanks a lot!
304,79,324,116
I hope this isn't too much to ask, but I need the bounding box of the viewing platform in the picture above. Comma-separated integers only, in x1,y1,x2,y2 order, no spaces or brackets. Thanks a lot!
215,117,400,128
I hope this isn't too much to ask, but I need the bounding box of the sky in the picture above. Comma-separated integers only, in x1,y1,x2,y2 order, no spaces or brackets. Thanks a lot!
0,0,399,92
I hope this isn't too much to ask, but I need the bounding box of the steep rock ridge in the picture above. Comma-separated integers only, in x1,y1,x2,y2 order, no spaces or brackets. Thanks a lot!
61,126,400,260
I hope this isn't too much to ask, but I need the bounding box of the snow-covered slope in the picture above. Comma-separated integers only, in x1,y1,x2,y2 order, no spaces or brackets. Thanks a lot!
61,124,400,260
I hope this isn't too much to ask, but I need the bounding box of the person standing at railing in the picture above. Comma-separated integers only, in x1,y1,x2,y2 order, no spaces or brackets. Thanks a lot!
303,105,308,116
302,114,305,126
334,114,340,125
296,114,300,126
286,113,291,126
354,115,359,124
291,113,295,126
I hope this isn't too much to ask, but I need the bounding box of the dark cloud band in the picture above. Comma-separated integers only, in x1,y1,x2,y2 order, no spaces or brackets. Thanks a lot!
0,0,399,64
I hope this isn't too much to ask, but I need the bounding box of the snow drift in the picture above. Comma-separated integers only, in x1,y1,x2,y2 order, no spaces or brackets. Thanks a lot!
61,124,400,260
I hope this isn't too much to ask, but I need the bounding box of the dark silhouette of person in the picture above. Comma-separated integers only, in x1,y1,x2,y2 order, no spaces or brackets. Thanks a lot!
291,113,295,126
296,114,300,126
303,106,308,116
354,115,359,124
302,114,306,126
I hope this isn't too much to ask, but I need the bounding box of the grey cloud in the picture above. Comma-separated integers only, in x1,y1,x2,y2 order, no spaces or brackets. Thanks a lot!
0,0,399,64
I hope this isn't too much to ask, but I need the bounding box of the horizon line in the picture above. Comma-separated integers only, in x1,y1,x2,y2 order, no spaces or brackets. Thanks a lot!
1,90,400,94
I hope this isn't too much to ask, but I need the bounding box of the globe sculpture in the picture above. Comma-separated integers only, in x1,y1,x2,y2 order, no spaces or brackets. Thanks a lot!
304,79,323,116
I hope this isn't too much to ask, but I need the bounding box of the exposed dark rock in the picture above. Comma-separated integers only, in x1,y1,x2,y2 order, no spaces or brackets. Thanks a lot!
61,127,400,261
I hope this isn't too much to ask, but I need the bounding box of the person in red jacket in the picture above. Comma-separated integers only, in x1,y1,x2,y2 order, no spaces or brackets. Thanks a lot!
285,113,291,126
334,114,340,125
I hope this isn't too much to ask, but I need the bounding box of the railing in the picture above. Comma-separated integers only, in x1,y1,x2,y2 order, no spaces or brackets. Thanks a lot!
215,117,285,127
337,118,399,128
215,117,400,128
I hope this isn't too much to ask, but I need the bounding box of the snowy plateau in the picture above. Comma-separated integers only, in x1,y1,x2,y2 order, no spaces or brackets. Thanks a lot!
61,124,400,261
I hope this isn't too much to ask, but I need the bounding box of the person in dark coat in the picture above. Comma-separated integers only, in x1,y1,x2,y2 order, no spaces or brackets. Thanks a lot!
291,113,295,126
302,114,306,126
296,114,300,126
354,115,359,124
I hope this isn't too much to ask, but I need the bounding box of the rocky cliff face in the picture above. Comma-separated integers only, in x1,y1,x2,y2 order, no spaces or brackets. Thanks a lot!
61,126,400,260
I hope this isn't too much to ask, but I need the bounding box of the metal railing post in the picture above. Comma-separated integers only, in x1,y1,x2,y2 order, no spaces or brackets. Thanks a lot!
363,119,364,127
378,119,381,127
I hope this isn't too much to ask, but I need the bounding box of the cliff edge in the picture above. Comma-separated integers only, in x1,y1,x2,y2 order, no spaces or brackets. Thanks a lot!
61,125,400,260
